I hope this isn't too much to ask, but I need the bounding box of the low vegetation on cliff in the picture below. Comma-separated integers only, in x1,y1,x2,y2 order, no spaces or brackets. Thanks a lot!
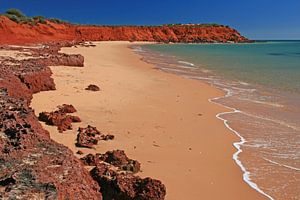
0,8,250,44
0,8,66,25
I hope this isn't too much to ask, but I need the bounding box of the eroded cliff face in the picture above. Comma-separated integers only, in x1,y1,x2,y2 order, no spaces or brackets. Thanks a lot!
0,16,250,45
0,44,102,199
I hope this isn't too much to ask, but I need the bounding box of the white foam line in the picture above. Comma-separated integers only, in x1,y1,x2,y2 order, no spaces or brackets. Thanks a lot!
240,111,299,131
263,158,300,171
209,88,274,200
178,60,195,66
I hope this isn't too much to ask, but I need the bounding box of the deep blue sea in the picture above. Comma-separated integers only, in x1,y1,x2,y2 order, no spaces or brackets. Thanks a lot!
133,41,300,200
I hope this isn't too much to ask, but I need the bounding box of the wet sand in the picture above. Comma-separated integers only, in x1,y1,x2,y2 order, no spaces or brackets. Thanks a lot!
31,41,265,200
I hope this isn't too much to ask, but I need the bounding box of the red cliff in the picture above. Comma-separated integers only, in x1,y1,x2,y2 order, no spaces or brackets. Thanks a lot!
0,16,250,45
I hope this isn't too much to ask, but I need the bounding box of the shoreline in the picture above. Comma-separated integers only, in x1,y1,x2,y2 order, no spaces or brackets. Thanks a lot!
134,44,274,199
135,43,300,200
31,41,265,199
209,91,274,200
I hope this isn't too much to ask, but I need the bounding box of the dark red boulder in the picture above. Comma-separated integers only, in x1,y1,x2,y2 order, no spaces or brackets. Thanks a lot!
91,163,166,200
86,84,100,91
38,104,81,133
76,125,114,148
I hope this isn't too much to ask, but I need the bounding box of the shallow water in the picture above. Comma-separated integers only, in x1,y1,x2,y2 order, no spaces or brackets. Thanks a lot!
133,42,300,200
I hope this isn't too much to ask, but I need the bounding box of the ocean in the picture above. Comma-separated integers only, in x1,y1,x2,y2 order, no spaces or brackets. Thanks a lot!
133,41,300,200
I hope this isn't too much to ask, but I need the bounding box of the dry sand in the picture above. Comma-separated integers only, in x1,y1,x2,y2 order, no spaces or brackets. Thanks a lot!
31,41,265,200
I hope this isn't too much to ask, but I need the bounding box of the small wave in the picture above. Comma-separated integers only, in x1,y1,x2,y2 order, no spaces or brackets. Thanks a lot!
200,69,211,73
132,46,145,52
212,82,256,93
240,112,300,131
178,60,195,66
243,143,271,148
239,81,250,86
177,65,198,70
263,158,300,171
209,89,274,200
238,98,284,108
187,76,216,81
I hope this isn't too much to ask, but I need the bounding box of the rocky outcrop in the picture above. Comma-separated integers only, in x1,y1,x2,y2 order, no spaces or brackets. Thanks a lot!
91,163,166,200
76,126,100,148
0,44,84,96
0,44,102,199
76,125,114,148
0,41,165,200
81,150,141,174
80,151,165,200
0,16,251,45
25,54,84,67
17,67,55,94
0,87,101,200
57,104,77,113
38,105,81,133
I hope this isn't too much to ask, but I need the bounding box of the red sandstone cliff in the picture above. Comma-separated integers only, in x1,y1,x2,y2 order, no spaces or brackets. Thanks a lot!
0,16,250,44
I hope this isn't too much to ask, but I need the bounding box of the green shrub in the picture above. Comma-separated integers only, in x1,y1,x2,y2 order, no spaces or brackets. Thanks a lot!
2,13,21,23
2,9,68,25
198,23,222,27
33,16,47,24
5,8,25,18
48,18,64,24
3,9,32,24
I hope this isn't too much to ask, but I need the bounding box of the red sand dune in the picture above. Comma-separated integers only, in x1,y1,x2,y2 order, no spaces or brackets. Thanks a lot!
0,16,250,44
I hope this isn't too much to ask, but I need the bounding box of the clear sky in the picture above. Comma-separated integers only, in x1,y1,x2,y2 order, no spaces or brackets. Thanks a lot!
0,0,299,40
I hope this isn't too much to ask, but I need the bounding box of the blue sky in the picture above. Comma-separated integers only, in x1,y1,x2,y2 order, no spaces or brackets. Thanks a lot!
0,0,299,40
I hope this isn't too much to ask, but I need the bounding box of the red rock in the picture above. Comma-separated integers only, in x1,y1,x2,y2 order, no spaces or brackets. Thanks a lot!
86,84,100,91
81,150,140,174
76,125,101,148
76,150,84,155
57,104,77,113
0,86,101,199
25,53,84,67
0,16,251,45
0,37,167,199
17,67,56,93
91,163,166,200
81,153,101,166
101,150,141,173
38,105,81,133
0,44,102,199
100,134,114,141
76,125,114,148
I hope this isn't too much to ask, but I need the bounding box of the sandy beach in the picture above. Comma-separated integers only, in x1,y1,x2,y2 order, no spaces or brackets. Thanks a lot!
31,41,264,200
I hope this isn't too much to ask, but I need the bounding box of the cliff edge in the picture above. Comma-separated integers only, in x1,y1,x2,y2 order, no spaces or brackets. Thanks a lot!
0,16,250,44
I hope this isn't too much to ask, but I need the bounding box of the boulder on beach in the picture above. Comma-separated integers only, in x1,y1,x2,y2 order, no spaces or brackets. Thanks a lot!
85,84,100,91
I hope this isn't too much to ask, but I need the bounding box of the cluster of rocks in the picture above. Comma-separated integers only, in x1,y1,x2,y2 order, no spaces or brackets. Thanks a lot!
81,150,141,173
0,43,166,199
81,151,166,200
38,104,81,133
0,43,102,199
0,86,100,199
76,125,114,148
0,43,84,97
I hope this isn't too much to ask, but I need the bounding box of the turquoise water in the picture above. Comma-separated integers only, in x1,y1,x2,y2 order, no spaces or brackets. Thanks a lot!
134,41,300,200
145,41,300,93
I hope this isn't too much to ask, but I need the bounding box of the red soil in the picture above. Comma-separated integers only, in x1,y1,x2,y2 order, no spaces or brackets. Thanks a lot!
0,16,250,45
